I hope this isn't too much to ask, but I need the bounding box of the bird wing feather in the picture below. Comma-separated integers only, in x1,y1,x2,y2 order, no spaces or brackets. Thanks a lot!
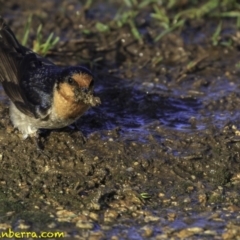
0,17,55,118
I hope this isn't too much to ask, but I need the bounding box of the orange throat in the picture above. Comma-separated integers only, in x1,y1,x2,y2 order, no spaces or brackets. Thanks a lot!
53,84,89,119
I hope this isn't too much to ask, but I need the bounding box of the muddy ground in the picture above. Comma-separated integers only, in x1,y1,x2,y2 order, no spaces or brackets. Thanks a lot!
1,0,240,239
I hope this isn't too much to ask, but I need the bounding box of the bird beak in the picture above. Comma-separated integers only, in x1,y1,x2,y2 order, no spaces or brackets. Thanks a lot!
77,79,94,95
88,79,94,92
73,77,100,106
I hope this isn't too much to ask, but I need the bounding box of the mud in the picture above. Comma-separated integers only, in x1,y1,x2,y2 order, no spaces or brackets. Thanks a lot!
1,0,240,239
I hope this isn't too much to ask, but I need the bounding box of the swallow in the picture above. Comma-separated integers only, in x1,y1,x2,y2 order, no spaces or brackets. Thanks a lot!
0,17,100,141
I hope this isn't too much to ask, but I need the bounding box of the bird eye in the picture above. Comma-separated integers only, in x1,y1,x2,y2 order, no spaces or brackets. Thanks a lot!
67,77,74,85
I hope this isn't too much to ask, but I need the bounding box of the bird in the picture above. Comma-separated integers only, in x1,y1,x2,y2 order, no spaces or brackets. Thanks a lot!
0,17,100,143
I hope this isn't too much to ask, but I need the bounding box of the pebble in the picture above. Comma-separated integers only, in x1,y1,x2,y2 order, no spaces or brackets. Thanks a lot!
88,231,105,240
144,214,160,222
76,219,94,229
0,223,11,230
155,233,169,239
198,193,207,205
47,222,57,228
104,209,119,223
203,230,217,235
89,212,99,221
176,227,203,238
111,236,119,240
88,202,101,211
56,209,76,222
158,193,165,198
183,197,191,203
140,225,153,238
6,211,15,216
167,212,177,221
15,220,30,230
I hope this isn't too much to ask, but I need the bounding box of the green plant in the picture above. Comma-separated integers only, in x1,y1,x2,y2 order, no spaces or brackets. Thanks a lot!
139,192,151,199
33,24,60,56
211,21,222,46
21,16,59,56
21,15,32,47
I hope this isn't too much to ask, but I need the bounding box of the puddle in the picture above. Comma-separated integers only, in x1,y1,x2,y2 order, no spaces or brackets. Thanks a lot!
78,75,202,140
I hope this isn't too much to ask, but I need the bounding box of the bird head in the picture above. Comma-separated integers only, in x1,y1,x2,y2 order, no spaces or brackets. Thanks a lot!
56,66,100,106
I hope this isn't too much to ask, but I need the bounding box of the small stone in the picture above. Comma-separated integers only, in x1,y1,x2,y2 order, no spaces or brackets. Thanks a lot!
76,220,94,229
88,231,105,240
47,222,57,229
101,225,112,231
132,212,138,218
171,201,178,206
55,206,63,210
82,210,90,216
203,230,217,235
89,212,99,221
56,210,76,222
144,214,160,222
167,212,177,221
141,225,153,238
162,199,171,204
155,233,169,239
176,227,203,238
186,186,194,192
6,211,14,216
89,202,101,211
16,220,30,230
6,125,14,134
235,130,240,136
158,193,165,198
207,213,220,220
183,197,191,203
126,167,134,172
191,175,196,180
104,209,119,223
111,236,119,240
198,193,207,205
0,223,11,230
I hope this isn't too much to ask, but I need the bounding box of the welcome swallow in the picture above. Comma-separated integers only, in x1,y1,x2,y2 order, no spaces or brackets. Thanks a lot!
0,17,100,140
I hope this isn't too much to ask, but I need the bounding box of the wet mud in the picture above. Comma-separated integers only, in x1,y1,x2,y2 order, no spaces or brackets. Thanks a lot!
1,0,240,239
